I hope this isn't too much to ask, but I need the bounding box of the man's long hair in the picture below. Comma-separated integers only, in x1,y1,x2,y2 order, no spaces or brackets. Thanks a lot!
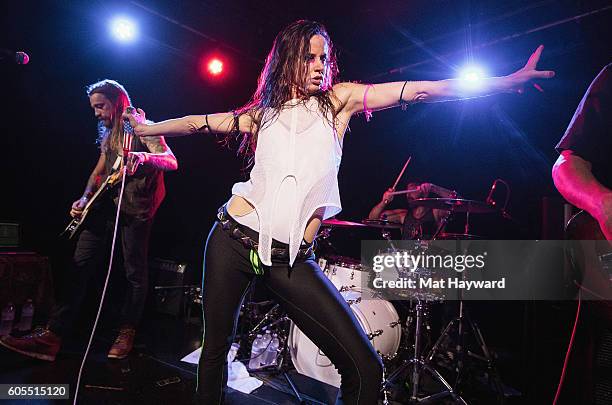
86,79,132,155
234,20,339,163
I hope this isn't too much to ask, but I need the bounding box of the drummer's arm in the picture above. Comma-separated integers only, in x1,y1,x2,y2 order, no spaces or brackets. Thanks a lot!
378,209,407,224
368,200,389,220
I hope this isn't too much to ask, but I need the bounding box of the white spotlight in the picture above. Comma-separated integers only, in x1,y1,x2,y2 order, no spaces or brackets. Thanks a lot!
459,65,487,90
110,17,138,43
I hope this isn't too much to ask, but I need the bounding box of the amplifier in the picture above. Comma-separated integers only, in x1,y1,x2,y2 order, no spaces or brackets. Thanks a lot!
0,252,54,319
149,258,190,317
0,223,20,248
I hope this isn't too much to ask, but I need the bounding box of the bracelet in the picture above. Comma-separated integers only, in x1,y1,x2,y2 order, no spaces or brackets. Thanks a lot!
232,110,240,135
197,114,211,133
399,80,409,110
363,84,374,122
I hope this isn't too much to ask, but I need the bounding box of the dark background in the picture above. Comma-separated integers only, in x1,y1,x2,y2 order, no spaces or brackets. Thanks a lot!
1,0,611,263
1,1,611,403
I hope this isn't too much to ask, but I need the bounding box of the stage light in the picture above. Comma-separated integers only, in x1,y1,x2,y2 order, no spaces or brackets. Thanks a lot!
458,65,487,90
207,58,223,76
110,17,138,43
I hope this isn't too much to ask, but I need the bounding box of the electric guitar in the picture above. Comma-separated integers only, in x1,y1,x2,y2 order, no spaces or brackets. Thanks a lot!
61,156,123,239
565,210,612,299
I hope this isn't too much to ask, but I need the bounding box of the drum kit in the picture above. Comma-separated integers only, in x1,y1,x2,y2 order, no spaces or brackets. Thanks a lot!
227,197,507,404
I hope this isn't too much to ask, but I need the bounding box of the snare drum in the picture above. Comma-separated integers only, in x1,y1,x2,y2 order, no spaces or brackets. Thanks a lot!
289,288,401,387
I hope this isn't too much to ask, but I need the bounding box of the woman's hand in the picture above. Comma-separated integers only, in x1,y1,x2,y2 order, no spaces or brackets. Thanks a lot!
503,45,555,94
122,107,148,136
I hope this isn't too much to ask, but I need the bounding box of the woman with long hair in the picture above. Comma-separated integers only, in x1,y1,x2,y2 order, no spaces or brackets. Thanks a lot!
124,20,553,404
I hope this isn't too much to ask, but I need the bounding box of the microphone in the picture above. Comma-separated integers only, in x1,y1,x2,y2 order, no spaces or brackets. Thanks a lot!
123,107,138,174
122,118,134,153
0,49,30,65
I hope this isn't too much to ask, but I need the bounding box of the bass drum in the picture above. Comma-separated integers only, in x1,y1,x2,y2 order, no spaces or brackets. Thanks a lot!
288,289,401,387
318,255,368,290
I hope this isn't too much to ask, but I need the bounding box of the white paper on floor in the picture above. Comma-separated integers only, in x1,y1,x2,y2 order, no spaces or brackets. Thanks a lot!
181,345,263,394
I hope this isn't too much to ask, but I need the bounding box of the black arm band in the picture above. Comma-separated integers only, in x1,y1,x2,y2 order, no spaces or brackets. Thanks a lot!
197,114,212,133
399,81,409,110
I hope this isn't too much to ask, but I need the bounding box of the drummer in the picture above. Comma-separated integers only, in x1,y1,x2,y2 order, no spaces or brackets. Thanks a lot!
368,181,458,239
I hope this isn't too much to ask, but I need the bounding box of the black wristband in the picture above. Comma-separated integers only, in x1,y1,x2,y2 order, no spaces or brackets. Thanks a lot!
399,81,409,110
197,114,212,133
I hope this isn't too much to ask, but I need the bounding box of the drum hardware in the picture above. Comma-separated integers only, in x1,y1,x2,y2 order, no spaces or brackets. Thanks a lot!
375,233,462,402
317,227,331,239
382,300,468,404
321,256,368,290
368,329,384,339
485,178,512,220
248,303,284,338
409,197,497,238
425,249,506,404
408,198,499,214
237,298,310,404
265,319,310,404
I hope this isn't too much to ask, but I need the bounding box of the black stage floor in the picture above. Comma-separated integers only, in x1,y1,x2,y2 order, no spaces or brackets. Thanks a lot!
0,304,571,404
0,315,342,405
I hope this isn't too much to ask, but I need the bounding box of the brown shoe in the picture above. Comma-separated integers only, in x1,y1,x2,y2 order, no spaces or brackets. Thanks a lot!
107,327,135,359
0,328,61,361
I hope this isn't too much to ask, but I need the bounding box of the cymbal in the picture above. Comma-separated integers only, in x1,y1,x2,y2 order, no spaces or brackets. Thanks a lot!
408,198,497,214
361,219,403,229
321,218,367,228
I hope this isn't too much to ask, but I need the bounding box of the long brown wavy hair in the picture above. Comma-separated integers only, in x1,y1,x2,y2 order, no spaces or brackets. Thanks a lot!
86,79,132,155
234,20,339,163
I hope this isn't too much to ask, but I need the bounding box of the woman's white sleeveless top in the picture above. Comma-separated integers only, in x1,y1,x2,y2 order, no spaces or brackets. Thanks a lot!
230,98,343,266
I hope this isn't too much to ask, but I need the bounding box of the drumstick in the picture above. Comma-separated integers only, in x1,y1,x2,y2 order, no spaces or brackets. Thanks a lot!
391,156,411,191
388,188,420,196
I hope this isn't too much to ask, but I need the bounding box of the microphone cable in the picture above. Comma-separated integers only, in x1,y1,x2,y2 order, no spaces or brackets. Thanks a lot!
73,120,135,404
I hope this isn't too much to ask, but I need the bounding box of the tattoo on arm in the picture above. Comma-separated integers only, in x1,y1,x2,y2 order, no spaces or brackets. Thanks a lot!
141,136,178,171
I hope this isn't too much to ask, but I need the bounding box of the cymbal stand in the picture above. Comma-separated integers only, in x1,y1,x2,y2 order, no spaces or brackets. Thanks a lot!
425,240,505,404
382,299,467,404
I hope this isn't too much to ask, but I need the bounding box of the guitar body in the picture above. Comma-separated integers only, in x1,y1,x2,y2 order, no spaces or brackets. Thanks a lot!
61,157,123,239
565,210,612,300
62,182,111,238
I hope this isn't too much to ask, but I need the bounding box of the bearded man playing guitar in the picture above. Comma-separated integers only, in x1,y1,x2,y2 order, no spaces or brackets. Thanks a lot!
0,80,177,361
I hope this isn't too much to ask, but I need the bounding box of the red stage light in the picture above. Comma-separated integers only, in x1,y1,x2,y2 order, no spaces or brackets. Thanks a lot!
207,58,223,75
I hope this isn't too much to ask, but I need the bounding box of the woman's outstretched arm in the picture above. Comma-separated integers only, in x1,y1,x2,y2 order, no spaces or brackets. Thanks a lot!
122,109,256,137
334,45,555,117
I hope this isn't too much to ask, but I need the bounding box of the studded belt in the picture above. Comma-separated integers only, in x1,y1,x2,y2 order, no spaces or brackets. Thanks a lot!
216,205,314,261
